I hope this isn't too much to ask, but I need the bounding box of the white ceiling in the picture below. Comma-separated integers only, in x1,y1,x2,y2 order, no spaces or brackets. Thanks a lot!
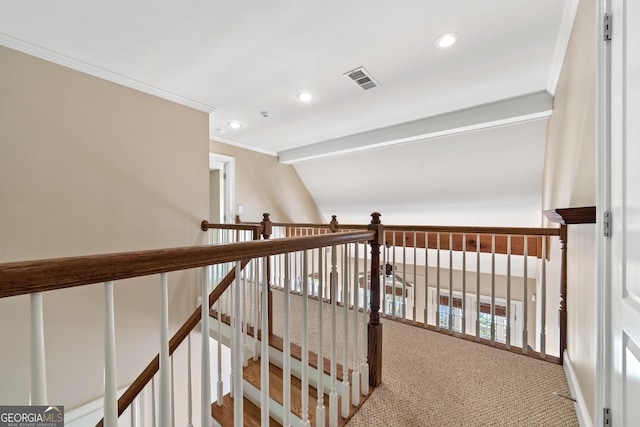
0,0,577,226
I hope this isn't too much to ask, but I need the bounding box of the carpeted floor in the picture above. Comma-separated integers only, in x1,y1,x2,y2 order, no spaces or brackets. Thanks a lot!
271,290,579,427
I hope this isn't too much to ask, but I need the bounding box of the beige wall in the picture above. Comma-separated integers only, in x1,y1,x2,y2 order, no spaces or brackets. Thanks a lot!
541,0,597,422
0,46,210,410
210,141,324,223
210,169,223,222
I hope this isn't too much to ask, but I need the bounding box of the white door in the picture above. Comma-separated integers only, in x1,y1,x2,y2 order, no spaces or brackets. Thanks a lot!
609,0,640,424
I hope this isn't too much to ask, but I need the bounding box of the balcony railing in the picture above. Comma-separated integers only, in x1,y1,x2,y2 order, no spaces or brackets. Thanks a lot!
0,213,381,427
0,210,571,426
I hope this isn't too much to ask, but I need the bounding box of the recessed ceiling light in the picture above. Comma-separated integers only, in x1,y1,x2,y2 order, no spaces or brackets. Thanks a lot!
216,128,226,134
435,32,458,49
297,91,314,102
227,121,243,129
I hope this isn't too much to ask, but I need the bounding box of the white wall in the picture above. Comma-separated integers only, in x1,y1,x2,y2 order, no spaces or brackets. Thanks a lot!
293,118,548,227
540,0,597,422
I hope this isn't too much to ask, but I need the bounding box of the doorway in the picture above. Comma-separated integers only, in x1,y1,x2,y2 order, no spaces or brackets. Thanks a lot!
209,153,235,224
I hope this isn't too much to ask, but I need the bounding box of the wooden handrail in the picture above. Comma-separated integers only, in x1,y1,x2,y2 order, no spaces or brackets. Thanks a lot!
200,220,262,232
384,224,561,236
241,214,562,237
0,231,375,299
279,218,561,258
283,223,561,236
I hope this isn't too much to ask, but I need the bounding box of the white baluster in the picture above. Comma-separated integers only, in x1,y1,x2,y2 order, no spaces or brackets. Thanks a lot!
316,248,325,427
301,251,310,426
402,232,407,321
491,234,496,344
171,355,175,427
234,261,244,426
436,233,441,331
253,260,260,361
229,280,235,399
201,267,212,427
104,281,118,427
311,249,316,297
413,232,417,325
523,236,529,354
462,234,467,337
506,235,512,350
540,235,547,358
160,273,171,427
392,232,397,319
216,299,223,406
283,254,291,427
329,246,339,426
30,292,47,405
261,256,270,427
243,264,249,369
475,233,481,341
151,377,157,427
324,245,330,302
424,232,429,328
448,233,453,334
139,387,146,427
187,333,194,427
352,243,360,405
341,244,350,418
131,395,137,426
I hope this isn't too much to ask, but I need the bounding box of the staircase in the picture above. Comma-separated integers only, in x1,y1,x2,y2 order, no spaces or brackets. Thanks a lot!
208,309,371,426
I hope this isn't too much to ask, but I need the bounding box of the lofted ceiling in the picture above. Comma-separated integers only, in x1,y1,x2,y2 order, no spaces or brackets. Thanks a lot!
0,0,578,226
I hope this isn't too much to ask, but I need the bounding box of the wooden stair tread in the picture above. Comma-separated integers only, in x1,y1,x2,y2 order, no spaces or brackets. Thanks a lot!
243,359,370,426
268,334,346,383
211,394,279,427
211,309,350,382
243,358,328,425
209,307,374,426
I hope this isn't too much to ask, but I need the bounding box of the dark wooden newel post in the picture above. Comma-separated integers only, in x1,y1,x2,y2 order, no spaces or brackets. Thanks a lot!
261,213,273,336
559,224,568,360
329,215,339,303
544,206,595,364
368,212,384,387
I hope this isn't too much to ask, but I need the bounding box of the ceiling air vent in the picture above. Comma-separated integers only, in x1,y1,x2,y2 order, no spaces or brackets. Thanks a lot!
344,66,380,90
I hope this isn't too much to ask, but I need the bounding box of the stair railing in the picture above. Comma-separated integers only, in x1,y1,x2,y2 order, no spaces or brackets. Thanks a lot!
241,215,567,364
0,214,381,427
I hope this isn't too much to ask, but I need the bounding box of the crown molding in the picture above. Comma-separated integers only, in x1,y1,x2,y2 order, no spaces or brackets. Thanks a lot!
0,33,215,113
210,135,278,157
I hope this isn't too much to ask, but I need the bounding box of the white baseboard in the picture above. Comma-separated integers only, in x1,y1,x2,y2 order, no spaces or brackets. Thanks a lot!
563,351,593,427
65,386,131,427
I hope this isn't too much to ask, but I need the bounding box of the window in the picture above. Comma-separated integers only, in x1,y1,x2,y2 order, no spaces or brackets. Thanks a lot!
385,295,404,317
428,288,522,348
437,295,464,333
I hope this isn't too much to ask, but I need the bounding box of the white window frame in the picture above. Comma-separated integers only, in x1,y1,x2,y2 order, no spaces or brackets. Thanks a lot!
427,287,523,348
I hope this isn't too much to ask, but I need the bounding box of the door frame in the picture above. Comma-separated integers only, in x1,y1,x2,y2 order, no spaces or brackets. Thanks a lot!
209,153,235,224
595,0,611,424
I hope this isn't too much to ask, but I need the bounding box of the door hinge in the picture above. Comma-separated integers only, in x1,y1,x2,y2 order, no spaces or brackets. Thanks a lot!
604,211,611,237
603,407,611,425
603,13,611,41
223,173,227,180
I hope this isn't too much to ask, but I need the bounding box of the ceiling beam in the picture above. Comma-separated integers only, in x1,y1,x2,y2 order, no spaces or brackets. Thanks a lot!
278,91,552,164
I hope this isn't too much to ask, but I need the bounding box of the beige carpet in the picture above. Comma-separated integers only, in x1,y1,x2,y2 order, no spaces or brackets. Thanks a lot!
271,290,579,427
